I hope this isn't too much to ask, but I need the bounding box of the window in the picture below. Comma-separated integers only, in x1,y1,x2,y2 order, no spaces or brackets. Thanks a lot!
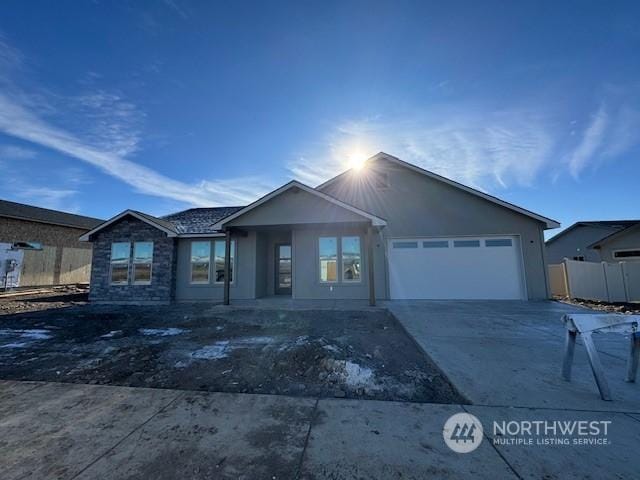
11,241,42,250
191,241,211,283
485,239,513,247
214,240,235,283
342,236,361,282
613,250,640,259
393,241,418,249
133,242,153,284
423,240,449,248
454,240,481,248
110,242,130,285
319,237,338,282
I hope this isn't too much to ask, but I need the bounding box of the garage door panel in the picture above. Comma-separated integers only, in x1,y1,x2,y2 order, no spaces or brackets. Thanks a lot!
388,236,525,300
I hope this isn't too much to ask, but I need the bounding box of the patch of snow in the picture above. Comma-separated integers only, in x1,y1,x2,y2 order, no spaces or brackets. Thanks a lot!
215,326,224,331
233,336,275,346
101,330,123,338
139,328,187,337
0,342,29,349
191,341,230,360
323,344,340,353
0,329,52,340
343,361,375,388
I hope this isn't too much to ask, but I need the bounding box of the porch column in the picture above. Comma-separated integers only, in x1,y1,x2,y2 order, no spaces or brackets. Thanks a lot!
367,225,376,306
223,230,231,305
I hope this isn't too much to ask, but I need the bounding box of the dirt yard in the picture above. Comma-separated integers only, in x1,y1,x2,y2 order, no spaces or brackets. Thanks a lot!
0,298,465,404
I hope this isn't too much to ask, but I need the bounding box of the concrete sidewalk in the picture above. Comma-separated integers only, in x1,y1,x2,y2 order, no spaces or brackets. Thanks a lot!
2,380,640,479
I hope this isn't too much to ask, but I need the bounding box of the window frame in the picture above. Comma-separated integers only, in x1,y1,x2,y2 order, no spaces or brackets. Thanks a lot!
341,236,362,283
213,239,236,285
132,241,153,285
613,249,640,259
190,240,212,285
109,242,131,286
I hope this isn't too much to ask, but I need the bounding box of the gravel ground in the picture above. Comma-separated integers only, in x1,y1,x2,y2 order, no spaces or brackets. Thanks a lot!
0,302,465,404
559,298,640,314
0,286,88,315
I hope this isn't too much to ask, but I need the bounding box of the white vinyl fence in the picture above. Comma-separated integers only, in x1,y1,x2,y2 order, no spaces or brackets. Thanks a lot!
548,259,640,303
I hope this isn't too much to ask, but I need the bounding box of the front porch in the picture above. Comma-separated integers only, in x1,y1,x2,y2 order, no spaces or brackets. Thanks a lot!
221,223,378,305
214,181,386,306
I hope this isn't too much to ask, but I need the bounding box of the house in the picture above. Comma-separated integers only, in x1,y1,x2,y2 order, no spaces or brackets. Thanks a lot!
545,220,640,264
80,152,559,304
0,199,103,288
588,222,640,263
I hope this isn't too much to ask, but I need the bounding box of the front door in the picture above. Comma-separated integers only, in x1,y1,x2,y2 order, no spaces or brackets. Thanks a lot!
275,244,292,295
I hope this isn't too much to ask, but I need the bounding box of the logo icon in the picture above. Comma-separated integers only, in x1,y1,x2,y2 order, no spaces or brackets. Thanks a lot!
443,413,483,453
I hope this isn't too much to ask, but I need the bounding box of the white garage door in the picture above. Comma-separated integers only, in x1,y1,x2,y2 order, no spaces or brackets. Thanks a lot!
388,236,526,300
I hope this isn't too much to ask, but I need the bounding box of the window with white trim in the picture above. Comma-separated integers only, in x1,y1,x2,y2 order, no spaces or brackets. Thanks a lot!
342,236,361,282
319,237,338,282
191,241,211,283
110,242,130,285
214,239,235,284
133,242,153,284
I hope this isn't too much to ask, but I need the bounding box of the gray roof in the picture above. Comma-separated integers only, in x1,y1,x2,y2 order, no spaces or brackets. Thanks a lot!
162,207,245,234
546,220,640,244
0,199,103,230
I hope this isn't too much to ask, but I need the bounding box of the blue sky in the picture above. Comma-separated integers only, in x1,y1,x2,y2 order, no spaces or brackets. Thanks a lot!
1,1,639,237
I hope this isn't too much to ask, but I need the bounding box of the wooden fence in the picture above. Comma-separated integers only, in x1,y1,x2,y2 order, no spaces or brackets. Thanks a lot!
548,259,640,303
1,242,92,288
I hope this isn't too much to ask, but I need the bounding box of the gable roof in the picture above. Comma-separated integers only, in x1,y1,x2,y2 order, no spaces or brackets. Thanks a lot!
0,199,103,230
317,152,560,229
545,220,640,245
162,207,244,234
211,180,387,230
79,210,178,241
587,222,640,249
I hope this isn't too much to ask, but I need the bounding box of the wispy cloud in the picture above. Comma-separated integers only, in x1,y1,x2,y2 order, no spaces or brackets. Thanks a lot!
292,98,640,190
568,105,608,178
0,35,274,209
0,144,37,160
290,109,555,191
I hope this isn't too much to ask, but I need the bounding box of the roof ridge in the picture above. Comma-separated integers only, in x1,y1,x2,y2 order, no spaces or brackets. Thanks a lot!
0,198,102,222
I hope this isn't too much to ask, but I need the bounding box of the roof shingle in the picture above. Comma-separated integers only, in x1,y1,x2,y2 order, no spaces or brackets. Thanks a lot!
162,207,244,234
0,199,103,230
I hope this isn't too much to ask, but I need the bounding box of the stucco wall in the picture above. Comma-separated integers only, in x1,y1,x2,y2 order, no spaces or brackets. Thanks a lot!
545,225,620,264
89,217,175,303
223,188,367,228
598,225,640,262
174,233,256,301
292,225,377,300
0,217,93,286
320,159,551,299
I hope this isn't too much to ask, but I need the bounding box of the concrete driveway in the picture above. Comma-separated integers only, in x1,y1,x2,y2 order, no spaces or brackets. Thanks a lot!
385,300,640,411
386,300,640,479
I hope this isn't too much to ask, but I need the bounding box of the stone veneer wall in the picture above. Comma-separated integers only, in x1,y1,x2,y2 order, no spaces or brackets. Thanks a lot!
89,217,176,303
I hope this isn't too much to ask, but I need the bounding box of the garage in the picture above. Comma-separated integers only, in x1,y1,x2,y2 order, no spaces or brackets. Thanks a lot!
388,236,526,300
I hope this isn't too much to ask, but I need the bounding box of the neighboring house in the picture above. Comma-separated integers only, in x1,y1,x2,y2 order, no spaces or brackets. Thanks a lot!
588,222,640,263
80,152,559,304
545,220,640,264
0,200,103,288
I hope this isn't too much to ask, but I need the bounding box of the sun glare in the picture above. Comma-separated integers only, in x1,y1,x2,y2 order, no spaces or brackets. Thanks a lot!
347,151,368,171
